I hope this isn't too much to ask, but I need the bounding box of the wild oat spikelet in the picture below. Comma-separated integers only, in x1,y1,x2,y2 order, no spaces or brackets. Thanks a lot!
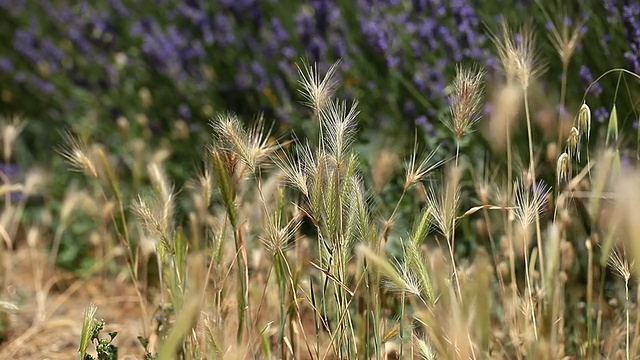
446,64,486,139
58,129,98,178
567,126,580,161
297,59,342,113
556,152,571,185
192,160,214,208
578,102,591,141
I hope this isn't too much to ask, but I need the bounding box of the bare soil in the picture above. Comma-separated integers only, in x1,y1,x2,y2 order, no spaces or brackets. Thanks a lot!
0,247,148,359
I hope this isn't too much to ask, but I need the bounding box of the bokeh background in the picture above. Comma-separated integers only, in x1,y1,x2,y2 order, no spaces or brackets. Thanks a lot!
0,0,639,279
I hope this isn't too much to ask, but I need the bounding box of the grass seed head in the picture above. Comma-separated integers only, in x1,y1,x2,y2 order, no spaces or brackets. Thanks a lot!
514,179,551,227
426,166,461,241
405,144,444,190
58,129,98,178
261,215,302,255
578,101,591,141
384,261,423,298
296,59,342,114
273,139,315,197
491,21,544,89
545,12,587,67
609,246,633,282
210,112,278,174
446,64,486,139
1,116,26,162
131,194,171,247
567,126,580,161
556,152,571,186
78,303,98,358
319,98,359,164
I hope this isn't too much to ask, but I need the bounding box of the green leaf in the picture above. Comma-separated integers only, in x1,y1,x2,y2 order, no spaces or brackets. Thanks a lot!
606,104,618,146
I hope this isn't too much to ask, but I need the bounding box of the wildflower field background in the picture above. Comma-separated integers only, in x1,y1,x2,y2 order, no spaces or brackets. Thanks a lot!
1,0,640,359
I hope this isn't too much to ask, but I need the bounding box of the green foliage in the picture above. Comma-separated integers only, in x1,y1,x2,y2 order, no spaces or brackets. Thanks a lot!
79,305,119,360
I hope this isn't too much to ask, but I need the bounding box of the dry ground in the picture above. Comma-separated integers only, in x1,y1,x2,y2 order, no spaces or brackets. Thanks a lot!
0,247,149,359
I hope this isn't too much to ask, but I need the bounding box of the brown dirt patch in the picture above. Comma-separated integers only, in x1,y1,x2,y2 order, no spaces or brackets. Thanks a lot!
0,248,150,359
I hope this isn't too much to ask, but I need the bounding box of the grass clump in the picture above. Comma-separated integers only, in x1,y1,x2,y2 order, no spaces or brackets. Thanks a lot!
0,18,637,359
55,54,640,359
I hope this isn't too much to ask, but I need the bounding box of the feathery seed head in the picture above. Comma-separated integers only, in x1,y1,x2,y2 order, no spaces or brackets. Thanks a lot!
131,195,165,239
319,98,359,164
372,148,399,193
297,59,342,113
210,112,278,174
488,84,522,150
556,152,571,186
414,338,436,360
546,13,587,67
405,144,444,190
148,161,172,202
273,139,315,197
578,101,591,141
567,126,580,161
491,22,544,89
58,129,98,178
261,215,302,255
609,246,633,282
446,64,486,139
514,179,551,227
193,161,214,208
426,166,461,240
1,116,26,162
383,259,423,298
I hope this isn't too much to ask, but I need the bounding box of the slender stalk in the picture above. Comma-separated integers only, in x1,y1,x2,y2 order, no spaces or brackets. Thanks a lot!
450,140,462,301
633,278,640,356
399,291,405,359
522,228,538,340
504,88,517,301
523,88,546,289
556,62,568,150
586,239,594,357
625,276,630,360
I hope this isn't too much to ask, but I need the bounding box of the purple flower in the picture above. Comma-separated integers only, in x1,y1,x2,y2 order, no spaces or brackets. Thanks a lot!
621,2,640,73
0,57,14,73
579,65,603,97
594,106,610,123
178,104,192,120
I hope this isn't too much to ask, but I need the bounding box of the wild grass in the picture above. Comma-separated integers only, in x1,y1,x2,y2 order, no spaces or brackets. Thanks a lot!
2,19,640,360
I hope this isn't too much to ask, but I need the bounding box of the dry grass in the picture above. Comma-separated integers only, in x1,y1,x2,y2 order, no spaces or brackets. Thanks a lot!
1,20,640,360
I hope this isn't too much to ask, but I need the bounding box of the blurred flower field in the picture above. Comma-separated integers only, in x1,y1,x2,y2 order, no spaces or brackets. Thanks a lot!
1,0,640,359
